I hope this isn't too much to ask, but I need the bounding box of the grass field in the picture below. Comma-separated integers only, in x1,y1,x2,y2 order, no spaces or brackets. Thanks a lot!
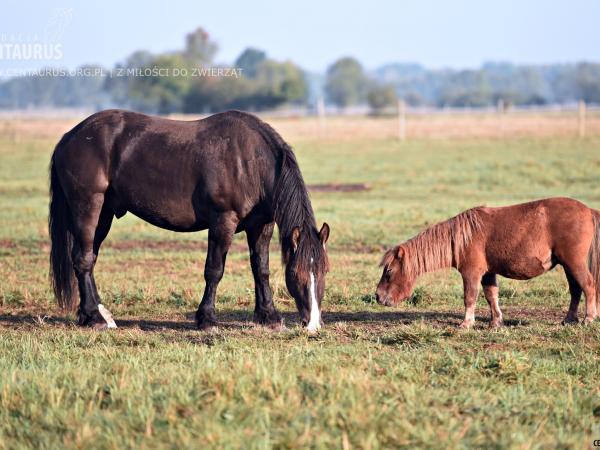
1,114,600,448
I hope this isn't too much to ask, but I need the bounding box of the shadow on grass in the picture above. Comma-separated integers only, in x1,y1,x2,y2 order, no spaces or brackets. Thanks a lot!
0,307,547,331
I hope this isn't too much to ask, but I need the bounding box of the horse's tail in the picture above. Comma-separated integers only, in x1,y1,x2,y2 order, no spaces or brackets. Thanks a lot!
49,150,77,311
589,209,600,305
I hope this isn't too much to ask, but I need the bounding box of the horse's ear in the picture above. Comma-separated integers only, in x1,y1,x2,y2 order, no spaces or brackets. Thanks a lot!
291,227,301,252
396,245,405,259
319,223,330,246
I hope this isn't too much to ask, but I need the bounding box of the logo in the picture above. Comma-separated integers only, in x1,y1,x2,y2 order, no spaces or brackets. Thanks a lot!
0,8,72,61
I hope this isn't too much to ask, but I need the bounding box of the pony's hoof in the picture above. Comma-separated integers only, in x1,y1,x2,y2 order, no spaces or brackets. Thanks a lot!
489,320,504,329
268,320,286,332
458,321,474,330
253,310,284,329
196,319,218,331
78,306,117,330
195,309,218,331
561,317,579,326
92,321,110,331
583,316,596,325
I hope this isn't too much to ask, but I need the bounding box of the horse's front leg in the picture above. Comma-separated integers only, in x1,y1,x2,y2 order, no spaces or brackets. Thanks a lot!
459,271,483,329
482,273,503,328
246,222,284,330
195,213,237,330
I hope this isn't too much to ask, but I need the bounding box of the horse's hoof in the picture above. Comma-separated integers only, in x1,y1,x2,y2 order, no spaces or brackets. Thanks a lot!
489,320,504,329
253,310,284,329
583,316,596,325
92,321,110,331
197,321,218,331
196,318,219,331
458,321,474,330
268,320,286,332
561,317,579,326
78,305,117,330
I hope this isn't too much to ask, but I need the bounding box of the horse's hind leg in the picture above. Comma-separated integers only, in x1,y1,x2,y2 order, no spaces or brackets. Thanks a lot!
562,269,582,324
564,263,597,323
562,262,597,324
246,222,284,330
71,194,116,329
90,205,115,322
195,212,238,330
481,273,503,328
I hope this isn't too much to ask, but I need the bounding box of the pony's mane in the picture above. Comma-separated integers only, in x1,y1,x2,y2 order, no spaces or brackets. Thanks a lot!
230,111,328,278
384,207,484,277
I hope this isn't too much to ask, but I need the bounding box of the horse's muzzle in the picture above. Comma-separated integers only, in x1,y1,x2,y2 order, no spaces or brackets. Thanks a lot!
376,292,394,307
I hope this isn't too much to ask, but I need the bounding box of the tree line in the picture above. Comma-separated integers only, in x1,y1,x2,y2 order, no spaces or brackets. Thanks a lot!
0,27,599,113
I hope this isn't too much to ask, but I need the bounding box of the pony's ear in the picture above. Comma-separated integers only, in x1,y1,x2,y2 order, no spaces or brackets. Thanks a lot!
396,245,405,259
319,223,330,246
291,227,301,252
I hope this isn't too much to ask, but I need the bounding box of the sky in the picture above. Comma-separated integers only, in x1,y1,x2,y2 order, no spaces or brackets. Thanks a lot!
1,0,599,73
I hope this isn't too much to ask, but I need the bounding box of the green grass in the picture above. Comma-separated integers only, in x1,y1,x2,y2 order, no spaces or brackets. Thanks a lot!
1,131,600,448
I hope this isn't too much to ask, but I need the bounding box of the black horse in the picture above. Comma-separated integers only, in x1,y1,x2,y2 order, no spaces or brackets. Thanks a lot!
49,109,330,331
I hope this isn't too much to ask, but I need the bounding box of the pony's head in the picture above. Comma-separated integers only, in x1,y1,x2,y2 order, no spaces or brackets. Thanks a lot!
284,223,330,332
375,245,417,306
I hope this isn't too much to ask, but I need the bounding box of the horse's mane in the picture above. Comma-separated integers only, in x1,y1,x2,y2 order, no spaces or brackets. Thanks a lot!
383,207,484,277
229,111,328,279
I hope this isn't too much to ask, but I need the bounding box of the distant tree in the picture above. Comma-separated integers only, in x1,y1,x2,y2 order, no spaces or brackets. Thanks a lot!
184,75,253,113
104,50,156,107
127,54,192,114
252,60,307,108
575,62,600,103
325,57,367,108
184,59,307,113
0,65,107,109
438,70,492,107
183,27,218,65
235,48,267,79
404,91,424,106
366,83,397,114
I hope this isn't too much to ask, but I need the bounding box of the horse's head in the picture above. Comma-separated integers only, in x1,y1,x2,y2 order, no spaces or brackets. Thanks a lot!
376,245,416,306
285,223,330,333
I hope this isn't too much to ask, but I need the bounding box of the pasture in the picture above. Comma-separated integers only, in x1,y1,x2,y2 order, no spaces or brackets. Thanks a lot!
1,113,600,448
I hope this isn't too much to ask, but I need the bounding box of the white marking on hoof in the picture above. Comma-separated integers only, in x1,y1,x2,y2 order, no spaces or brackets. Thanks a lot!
306,270,321,334
98,304,117,329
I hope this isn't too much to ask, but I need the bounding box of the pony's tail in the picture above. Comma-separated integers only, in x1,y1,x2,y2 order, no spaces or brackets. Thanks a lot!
49,154,77,311
589,210,600,307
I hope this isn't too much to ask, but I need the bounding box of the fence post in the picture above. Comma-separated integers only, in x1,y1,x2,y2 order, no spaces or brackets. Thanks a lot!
397,99,406,142
497,98,506,138
317,97,326,139
579,100,586,139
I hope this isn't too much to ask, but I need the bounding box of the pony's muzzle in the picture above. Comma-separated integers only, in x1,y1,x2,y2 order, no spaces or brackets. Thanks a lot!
376,292,393,307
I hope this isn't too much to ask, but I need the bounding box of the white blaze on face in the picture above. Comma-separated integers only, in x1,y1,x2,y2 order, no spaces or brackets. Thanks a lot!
306,258,321,333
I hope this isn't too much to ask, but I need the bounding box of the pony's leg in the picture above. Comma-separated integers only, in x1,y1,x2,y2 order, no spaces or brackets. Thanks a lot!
89,205,114,315
195,212,237,329
246,222,283,329
71,193,115,329
459,272,482,329
562,269,582,324
562,263,597,323
481,273,503,328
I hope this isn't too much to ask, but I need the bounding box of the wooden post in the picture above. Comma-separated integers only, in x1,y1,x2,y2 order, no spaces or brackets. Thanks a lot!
497,98,505,138
317,97,326,139
579,100,586,139
397,99,406,142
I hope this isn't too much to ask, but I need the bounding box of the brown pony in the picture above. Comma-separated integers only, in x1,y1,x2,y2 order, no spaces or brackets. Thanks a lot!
376,197,600,328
